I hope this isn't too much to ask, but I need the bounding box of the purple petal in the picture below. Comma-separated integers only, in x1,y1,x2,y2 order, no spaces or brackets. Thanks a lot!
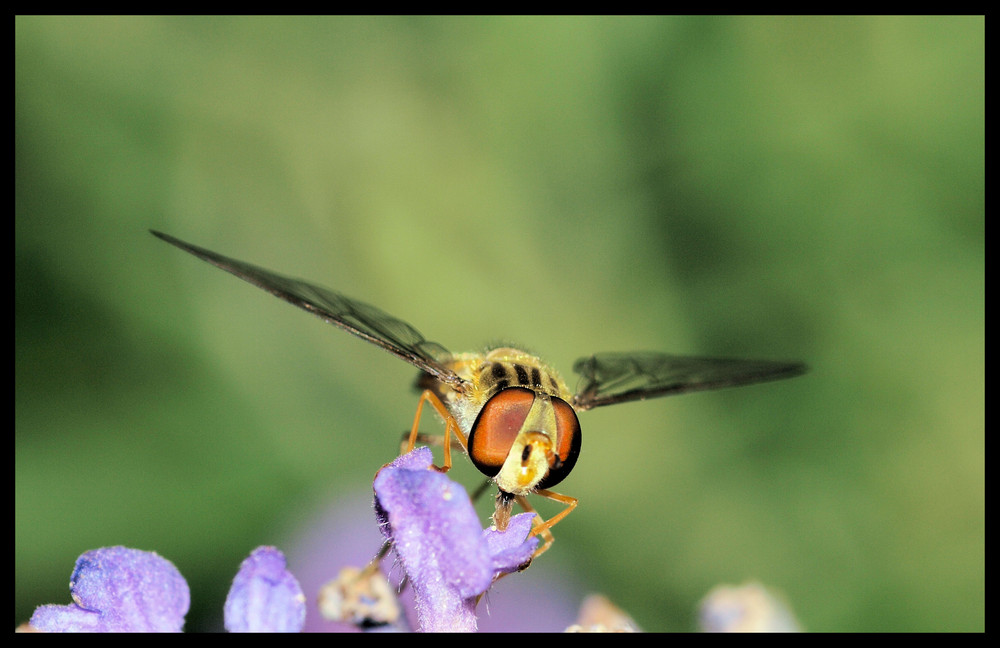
373,448,538,632
224,546,306,633
484,512,538,575
30,546,189,632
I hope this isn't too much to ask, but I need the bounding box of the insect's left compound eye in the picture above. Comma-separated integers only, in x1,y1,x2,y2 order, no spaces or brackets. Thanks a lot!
468,387,536,477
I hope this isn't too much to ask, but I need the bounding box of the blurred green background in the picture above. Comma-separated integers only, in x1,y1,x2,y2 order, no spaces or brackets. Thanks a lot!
15,16,983,632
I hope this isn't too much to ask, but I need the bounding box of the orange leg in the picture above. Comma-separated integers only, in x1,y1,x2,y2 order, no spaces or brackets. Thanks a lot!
406,390,468,472
401,430,466,455
513,489,578,559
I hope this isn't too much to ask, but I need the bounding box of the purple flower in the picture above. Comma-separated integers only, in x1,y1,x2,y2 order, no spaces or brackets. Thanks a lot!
224,546,306,632
283,492,581,632
373,447,539,632
29,546,190,632
28,546,305,633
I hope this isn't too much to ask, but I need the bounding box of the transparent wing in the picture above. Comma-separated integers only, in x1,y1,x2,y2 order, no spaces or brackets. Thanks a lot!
571,352,806,411
151,230,467,392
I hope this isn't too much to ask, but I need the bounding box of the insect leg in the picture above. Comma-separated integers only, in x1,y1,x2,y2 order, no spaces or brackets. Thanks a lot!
514,489,579,559
406,389,468,472
398,431,465,455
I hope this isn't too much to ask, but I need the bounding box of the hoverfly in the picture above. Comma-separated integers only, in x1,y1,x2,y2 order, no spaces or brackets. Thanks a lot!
151,230,806,558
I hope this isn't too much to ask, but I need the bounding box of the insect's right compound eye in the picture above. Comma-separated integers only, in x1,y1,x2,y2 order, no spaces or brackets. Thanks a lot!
468,387,536,477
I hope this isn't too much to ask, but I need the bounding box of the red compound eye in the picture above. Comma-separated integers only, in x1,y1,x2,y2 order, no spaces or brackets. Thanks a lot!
468,387,536,477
